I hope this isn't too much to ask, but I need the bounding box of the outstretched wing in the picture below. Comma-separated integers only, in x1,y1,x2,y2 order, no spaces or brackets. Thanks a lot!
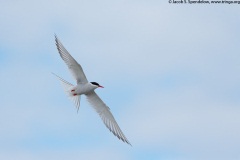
86,91,131,145
55,35,88,84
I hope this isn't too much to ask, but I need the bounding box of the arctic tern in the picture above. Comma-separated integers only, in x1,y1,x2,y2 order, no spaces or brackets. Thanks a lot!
53,35,131,145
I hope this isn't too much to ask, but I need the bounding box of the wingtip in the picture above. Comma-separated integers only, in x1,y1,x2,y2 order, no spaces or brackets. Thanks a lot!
54,34,59,43
127,141,132,146
123,139,132,146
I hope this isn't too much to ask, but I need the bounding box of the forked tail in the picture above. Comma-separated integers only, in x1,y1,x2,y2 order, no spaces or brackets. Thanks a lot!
52,72,80,112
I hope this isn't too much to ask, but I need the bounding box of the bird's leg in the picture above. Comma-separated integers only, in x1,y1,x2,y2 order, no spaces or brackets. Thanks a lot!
70,88,77,96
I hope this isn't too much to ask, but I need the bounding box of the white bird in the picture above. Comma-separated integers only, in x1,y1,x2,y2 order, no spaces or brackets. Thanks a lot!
53,35,131,145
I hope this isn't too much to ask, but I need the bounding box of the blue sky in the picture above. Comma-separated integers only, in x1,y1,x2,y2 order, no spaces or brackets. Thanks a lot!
1,1,240,160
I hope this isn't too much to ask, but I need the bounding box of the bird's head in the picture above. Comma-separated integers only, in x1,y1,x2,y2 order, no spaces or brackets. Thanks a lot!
90,82,104,88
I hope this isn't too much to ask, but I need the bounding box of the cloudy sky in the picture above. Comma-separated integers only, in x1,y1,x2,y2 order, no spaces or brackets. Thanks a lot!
1,1,240,160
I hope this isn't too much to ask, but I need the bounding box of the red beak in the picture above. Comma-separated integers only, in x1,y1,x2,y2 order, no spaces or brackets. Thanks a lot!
98,85,104,88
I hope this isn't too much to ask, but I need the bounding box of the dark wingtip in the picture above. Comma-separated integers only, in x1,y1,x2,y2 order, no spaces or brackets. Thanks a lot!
54,34,58,42
123,138,132,146
127,141,132,146
54,34,61,50
54,34,61,45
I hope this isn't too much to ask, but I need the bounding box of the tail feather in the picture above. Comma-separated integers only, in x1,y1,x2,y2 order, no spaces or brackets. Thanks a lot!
52,72,80,111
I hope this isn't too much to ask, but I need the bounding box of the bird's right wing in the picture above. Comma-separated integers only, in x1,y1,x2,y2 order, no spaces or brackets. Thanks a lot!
86,91,131,145
55,35,88,84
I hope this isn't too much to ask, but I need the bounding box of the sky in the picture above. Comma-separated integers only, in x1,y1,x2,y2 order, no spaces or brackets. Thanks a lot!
0,1,240,160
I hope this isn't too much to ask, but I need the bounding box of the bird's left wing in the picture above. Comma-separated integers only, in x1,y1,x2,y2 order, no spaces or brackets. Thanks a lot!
55,35,88,84
86,91,131,145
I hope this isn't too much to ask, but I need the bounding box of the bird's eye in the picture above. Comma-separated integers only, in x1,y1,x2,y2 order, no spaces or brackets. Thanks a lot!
91,82,99,86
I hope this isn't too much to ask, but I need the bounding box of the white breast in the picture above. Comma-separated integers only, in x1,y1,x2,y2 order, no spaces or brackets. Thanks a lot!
75,83,97,95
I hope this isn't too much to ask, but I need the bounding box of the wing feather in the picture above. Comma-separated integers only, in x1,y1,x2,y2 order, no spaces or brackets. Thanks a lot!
55,35,88,84
86,91,131,145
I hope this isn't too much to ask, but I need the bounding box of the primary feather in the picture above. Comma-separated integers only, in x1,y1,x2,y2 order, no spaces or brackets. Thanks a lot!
55,35,88,84
86,91,131,145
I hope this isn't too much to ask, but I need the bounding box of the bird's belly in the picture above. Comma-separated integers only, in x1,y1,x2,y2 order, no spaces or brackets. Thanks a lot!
75,85,94,95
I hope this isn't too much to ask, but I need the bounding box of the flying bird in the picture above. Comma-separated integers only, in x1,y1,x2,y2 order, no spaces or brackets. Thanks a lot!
53,35,131,145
